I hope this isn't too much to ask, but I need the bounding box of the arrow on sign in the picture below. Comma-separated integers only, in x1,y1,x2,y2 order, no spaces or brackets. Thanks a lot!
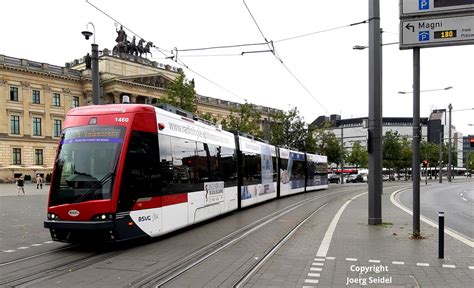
405,23,414,32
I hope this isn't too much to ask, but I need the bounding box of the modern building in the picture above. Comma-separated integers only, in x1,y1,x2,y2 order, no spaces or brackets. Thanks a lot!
0,53,279,180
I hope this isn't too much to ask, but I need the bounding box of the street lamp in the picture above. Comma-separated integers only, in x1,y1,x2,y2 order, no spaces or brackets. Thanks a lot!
397,86,453,94
82,22,100,105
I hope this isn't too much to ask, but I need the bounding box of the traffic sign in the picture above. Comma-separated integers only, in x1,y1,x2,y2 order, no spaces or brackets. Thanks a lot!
401,0,474,18
400,14,474,49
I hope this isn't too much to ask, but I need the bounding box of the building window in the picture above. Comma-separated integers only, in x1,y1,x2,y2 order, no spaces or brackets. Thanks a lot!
53,119,62,137
53,93,61,107
35,149,44,165
10,115,20,135
32,90,41,104
33,117,42,136
10,86,19,101
72,96,79,108
12,148,21,165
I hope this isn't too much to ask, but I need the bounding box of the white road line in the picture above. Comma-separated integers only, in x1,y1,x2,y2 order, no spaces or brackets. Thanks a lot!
390,189,474,248
3,250,15,253
346,258,358,262
316,192,367,257
312,262,324,266
31,244,42,247
326,256,336,260
17,247,29,250
442,264,456,268
43,241,53,244
469,266,474,270
462,197,467,201
302,286,315,288
304,279,319,284
308,273,320,277
310,267,322,271
392,261,405,265
313,258,325,262
416,263,429,267
368,259,380,263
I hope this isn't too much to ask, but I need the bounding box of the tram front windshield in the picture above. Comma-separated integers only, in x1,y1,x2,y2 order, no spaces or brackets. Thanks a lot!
49,126,125,206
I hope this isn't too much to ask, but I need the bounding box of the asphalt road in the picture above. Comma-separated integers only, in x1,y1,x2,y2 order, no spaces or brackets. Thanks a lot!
399,180,474,239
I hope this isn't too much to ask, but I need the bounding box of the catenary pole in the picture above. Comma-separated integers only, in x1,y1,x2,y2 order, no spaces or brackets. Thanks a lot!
368,0,382,225
412,47,421,235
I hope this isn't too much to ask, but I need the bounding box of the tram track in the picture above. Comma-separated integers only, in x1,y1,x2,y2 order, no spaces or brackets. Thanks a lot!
129,187,364,287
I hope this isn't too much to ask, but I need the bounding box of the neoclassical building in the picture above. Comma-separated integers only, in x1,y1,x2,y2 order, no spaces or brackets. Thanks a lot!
0,53,279,180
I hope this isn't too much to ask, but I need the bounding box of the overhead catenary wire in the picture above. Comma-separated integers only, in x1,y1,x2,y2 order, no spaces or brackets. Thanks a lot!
242,0,328,114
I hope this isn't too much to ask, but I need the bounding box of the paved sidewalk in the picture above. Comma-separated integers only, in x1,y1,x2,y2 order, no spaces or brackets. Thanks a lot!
0,183,50,196
304,184,474,287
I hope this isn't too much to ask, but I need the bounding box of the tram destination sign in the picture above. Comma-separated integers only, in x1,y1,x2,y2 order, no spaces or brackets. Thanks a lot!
400,14,474,49
401,0,474,17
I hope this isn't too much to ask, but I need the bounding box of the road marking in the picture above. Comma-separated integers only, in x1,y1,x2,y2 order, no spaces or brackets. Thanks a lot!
442,264,456,268
312,262,324,266
313,258,325,262
31,244,42,247
368,259,380,263
17,247,29,250
304,279,319,284
302,286,315,288
417,263,429,267
462,197,467,201
469,266,474,270
392,261,405,265
310,267,322,271
43,241,53,244
308,273,320,277
391,189,474,248
316,192,367,257
346,258,358,262
3,250,15,253
326,256,336,260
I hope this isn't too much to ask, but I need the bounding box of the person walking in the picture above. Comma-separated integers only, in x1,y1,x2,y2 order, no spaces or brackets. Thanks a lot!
17,176,25,195
36,174,43,189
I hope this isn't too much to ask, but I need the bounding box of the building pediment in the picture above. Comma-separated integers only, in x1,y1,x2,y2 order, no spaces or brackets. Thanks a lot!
128,75,170,89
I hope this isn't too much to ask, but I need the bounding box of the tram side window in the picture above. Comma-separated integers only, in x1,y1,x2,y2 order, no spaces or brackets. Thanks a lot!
220,146,238,187
272,156,278,182
119,131,160,211
290,159,306,181
242,152,261,186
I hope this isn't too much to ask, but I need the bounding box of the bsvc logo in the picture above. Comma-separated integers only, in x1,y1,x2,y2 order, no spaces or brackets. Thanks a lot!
419,31,430,41
419,0,429,10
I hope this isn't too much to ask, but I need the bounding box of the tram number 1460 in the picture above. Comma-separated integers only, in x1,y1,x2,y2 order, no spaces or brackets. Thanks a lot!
115,117,129,123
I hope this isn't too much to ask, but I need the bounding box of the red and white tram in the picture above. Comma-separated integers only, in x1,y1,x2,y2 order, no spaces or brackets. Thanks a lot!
44,104,328,242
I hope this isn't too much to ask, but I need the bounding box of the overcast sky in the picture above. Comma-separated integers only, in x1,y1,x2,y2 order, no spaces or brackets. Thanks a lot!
2,0,473,135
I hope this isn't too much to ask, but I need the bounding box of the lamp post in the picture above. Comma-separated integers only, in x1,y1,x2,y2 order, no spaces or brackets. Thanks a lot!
82,22,100,105
448,104,452,182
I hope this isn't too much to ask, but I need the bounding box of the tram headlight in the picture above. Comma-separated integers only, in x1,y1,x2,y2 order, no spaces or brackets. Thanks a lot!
47,213,60,220
92,213,114,221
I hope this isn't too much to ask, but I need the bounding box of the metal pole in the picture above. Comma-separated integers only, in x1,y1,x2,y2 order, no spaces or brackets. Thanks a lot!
368,0,382,225
438,212,444,259
91,43,100,105
412,47,421,235
340,127,344,185
439,131,443,183
448,104,452,182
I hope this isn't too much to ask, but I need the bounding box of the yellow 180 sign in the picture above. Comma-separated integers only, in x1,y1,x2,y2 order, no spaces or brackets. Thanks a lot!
434,30,457,39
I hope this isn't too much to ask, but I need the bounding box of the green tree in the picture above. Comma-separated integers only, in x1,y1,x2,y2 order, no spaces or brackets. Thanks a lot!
223,103,263,138
383,131,402,179
346,141,368,168
467,152,474,171
314,130,343,165
163,72,197,113
269,107,315,152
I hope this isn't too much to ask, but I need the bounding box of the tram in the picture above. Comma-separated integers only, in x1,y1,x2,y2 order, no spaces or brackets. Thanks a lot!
44,104,328,242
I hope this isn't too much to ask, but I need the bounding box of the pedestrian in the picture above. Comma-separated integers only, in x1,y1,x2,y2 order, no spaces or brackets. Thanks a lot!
17,176,25,195
36,174,43,189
